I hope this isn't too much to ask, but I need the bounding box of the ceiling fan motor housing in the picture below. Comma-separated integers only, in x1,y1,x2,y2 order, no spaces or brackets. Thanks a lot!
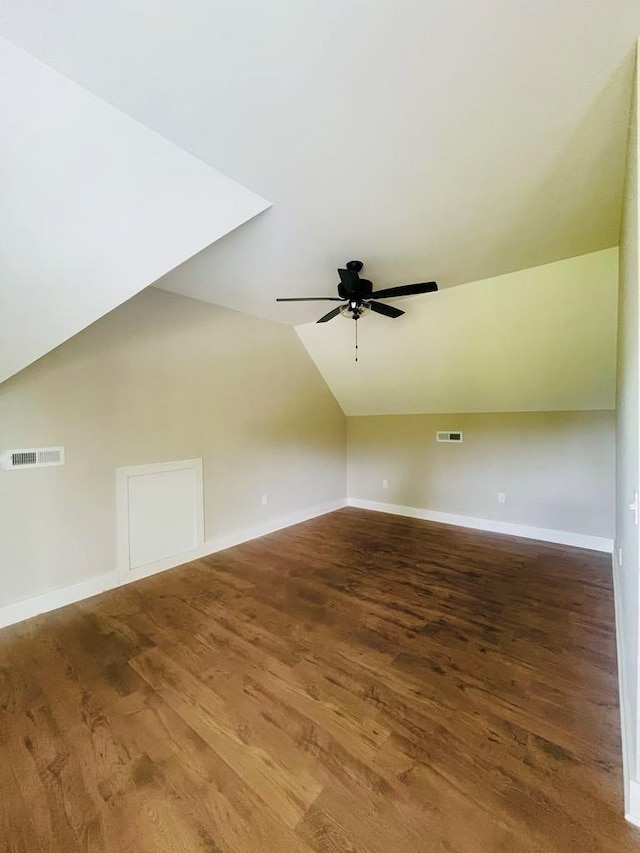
338,277,373,301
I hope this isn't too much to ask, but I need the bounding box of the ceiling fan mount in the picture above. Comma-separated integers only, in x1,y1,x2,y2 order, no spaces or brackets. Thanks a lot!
276,260,438,324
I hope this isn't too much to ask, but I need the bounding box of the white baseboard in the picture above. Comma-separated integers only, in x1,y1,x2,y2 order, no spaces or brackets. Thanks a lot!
0,570,119,630
628,780,640,827
0,496,611,631
117,497,348,587
202,498,348,554
0,498,347,630
347,498,613,553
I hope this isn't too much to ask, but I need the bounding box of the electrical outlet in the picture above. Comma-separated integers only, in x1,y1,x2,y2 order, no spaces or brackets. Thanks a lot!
382,479,388,489
497,492,506,504
261,494,268,506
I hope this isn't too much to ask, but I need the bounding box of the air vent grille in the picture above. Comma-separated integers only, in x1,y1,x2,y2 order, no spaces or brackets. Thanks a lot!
2,447,65,469
436,431,463,443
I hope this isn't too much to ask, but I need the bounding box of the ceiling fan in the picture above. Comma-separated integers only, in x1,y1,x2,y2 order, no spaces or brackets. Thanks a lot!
276,260,438,324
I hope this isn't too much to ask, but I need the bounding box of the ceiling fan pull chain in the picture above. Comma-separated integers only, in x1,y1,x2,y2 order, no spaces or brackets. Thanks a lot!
355,317,358,362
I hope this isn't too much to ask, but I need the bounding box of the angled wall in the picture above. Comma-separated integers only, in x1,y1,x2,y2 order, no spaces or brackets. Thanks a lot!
0,288,345,615
0,37,270,383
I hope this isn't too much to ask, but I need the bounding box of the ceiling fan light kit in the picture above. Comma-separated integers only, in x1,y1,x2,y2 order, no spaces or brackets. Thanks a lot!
277,260,438,360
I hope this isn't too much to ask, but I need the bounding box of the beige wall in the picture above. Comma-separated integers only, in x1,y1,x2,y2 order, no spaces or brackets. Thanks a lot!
348,412,614,538
0,288,346,607
615,48,640,800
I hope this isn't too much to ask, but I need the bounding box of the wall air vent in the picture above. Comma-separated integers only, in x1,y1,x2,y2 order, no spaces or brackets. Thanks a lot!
436,431,463,443
2,446,65,469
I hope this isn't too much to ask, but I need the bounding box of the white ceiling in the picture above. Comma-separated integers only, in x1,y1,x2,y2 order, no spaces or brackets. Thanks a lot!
297,248,619,415
0,37,269,382
0,1,637,325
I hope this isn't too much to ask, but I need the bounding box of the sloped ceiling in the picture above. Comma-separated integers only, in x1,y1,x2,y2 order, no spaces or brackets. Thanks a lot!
297,249,619,415
0,37,269,382
0,1,637,326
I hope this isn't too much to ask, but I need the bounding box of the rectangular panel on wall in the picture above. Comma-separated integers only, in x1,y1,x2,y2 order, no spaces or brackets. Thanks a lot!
116,458,204,582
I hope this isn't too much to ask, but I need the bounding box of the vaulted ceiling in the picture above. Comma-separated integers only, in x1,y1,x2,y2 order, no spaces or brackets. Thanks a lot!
0,36,269,382
1,0,638,328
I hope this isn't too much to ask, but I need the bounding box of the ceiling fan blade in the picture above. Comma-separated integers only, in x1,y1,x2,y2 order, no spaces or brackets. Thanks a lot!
276,297,344,302
370,282,438,299
369,300,404,318
316,306,343,323
338,268,360,296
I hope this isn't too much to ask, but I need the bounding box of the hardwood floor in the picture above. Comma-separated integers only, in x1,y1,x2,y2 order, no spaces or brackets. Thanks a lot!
1,507,638,852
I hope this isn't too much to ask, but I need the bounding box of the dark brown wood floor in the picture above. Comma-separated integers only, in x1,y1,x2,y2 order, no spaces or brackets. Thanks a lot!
1,507,638,852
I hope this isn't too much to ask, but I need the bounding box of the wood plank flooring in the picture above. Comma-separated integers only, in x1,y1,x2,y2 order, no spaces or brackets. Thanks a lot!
1,507,638,852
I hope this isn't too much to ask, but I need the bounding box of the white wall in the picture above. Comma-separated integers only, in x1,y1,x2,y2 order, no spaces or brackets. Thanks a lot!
0,288,345,609
297,249,618,416
615,46,640,822
348,411,614,542
0,37,269,383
